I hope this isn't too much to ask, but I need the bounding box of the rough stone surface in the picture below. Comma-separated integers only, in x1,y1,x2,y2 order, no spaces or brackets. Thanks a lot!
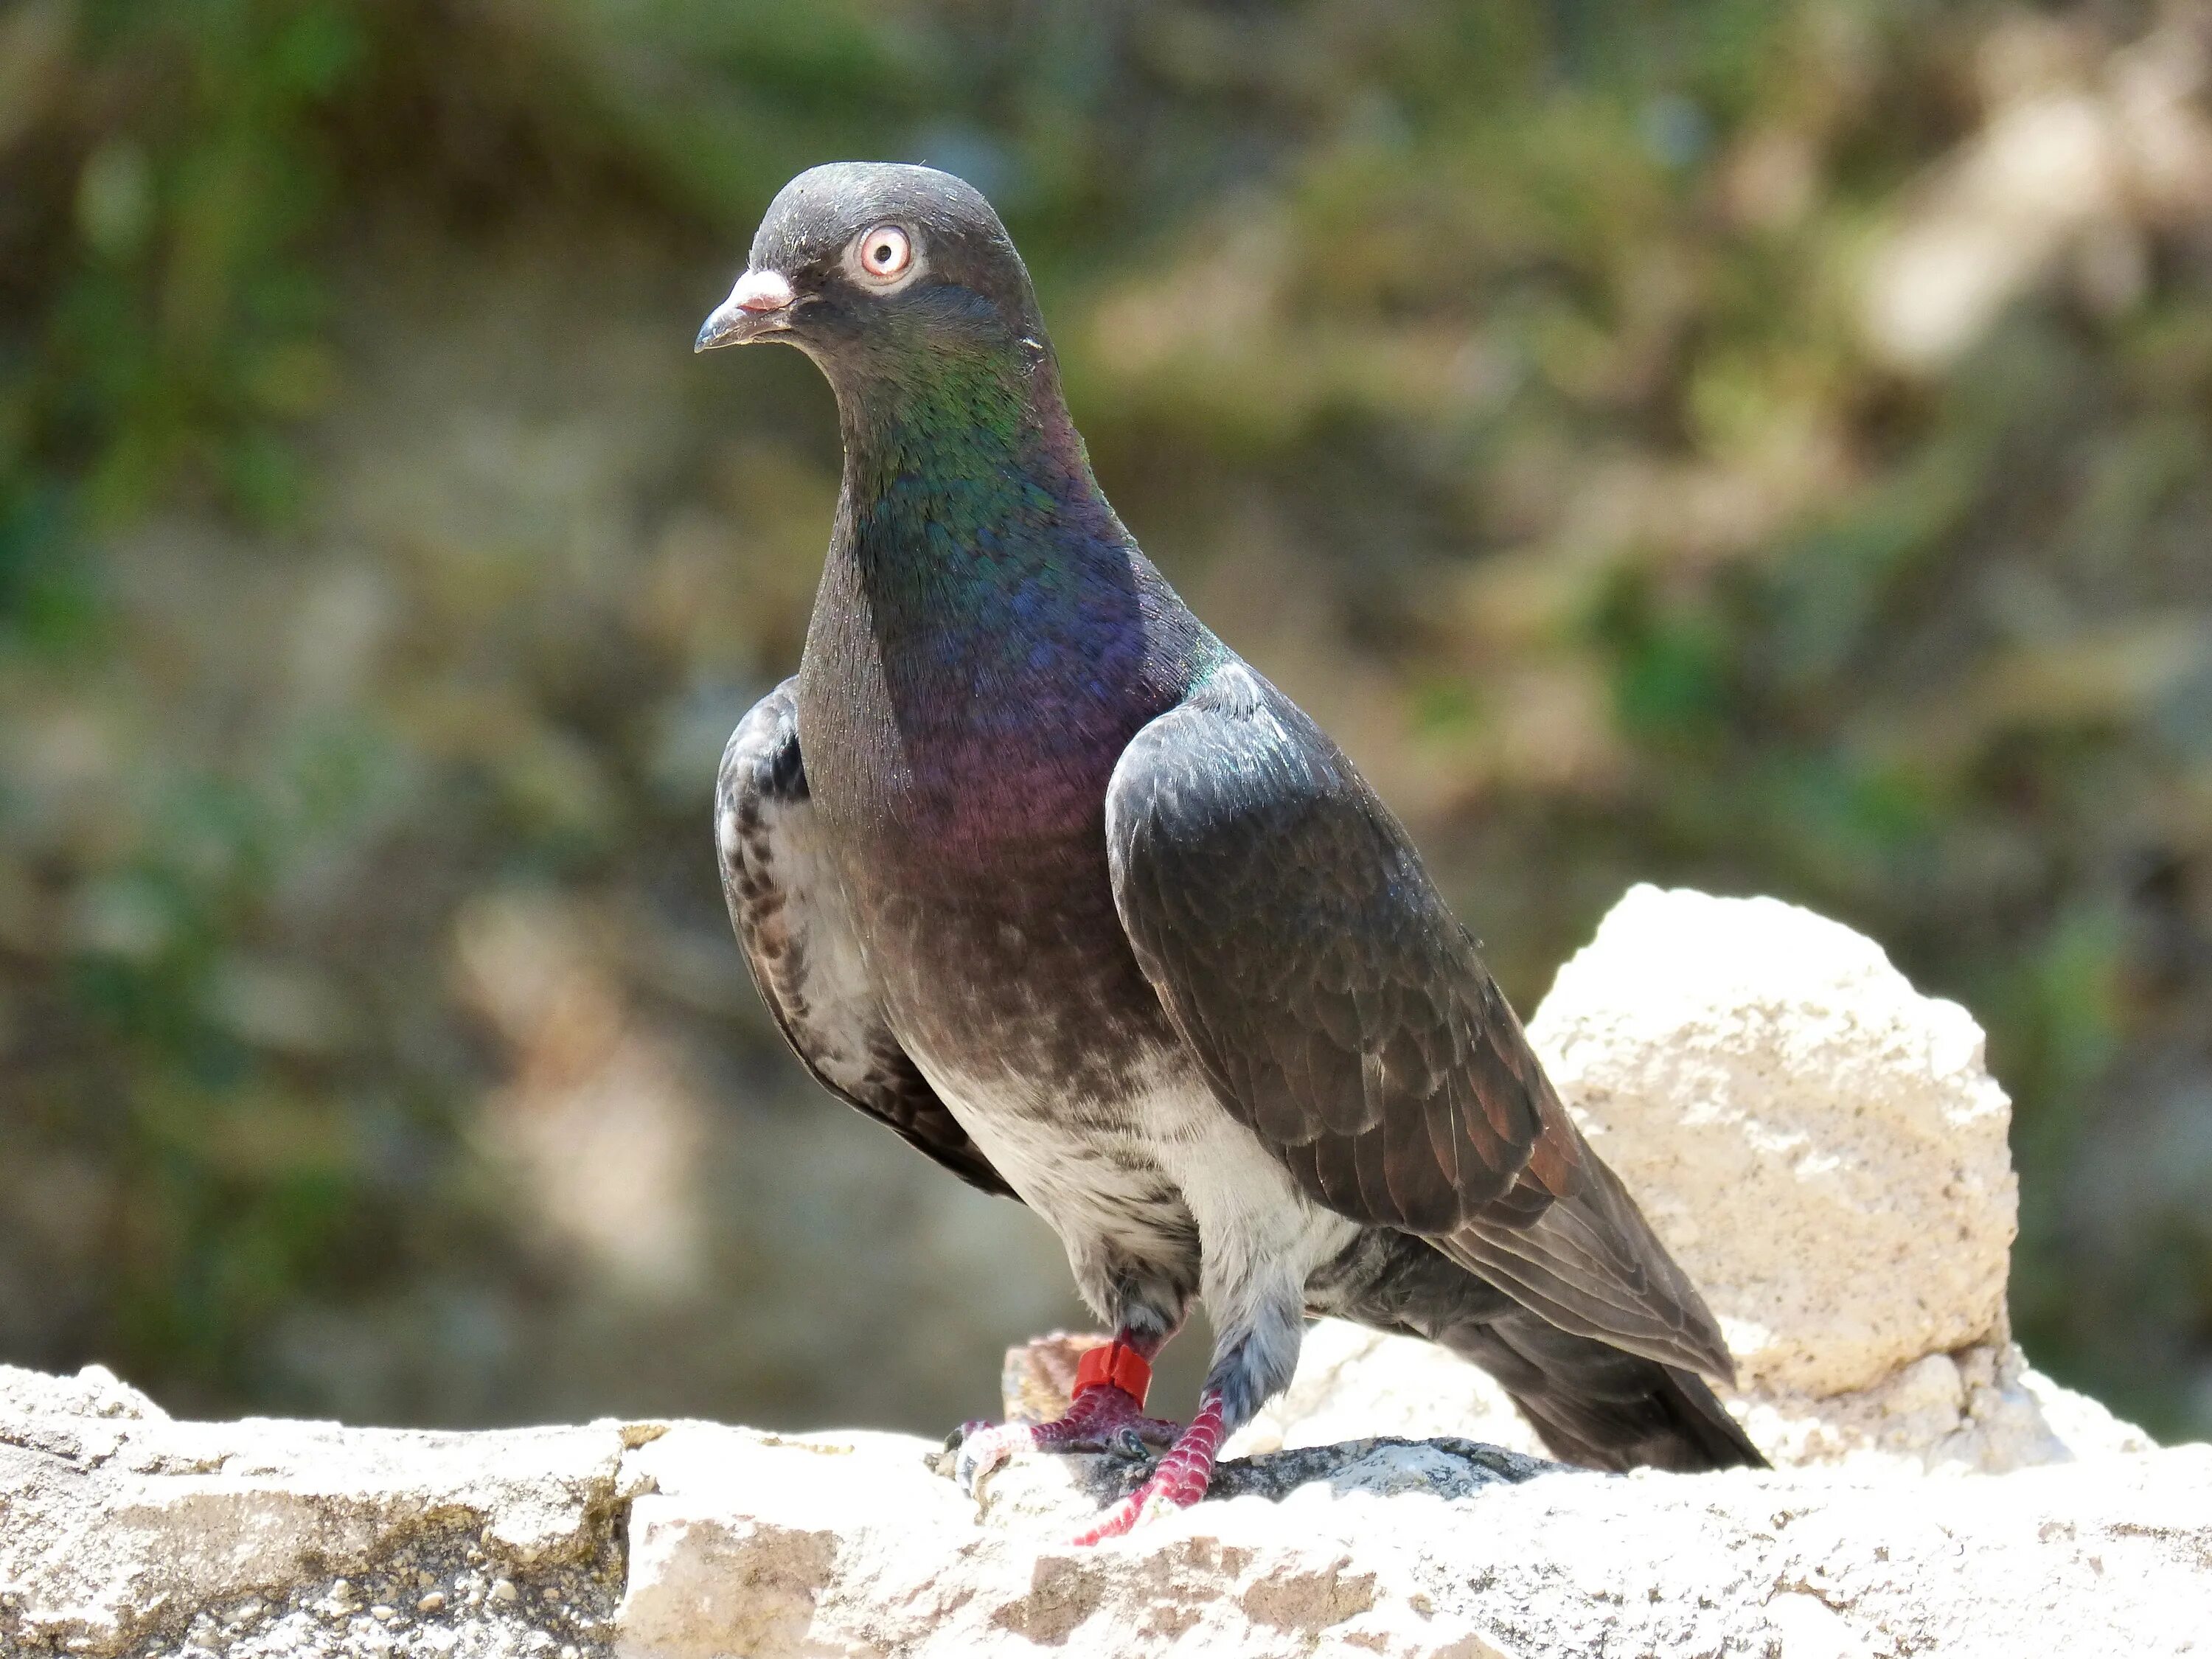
1526,884,2017,1400
4,886,2204,1657
1228,1316,2154,1478
616,1429,2210,1659
4,1371,2205,1658
1230,1318,1553,1464
0,1363,636,1659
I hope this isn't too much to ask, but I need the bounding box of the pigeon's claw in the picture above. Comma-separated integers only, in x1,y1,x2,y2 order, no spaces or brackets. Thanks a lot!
950,1419,1034,1496
1071,1386,1226,1545
947,1385,1182,1500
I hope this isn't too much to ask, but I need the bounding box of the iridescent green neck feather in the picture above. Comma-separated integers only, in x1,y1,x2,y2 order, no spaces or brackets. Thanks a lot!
801,333,1217,848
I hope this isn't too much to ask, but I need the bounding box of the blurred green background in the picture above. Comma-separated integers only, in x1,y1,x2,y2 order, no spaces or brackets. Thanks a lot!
2,0,2208,1443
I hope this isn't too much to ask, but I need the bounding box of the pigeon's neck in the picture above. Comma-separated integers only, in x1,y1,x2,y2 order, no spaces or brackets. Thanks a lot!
817,343,1165,672
830,345,1116,597
803,343,1213,846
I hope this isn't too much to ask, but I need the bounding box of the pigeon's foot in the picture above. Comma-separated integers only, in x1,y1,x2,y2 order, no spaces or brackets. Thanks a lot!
949,1382,1181,1498
1071,1386,1226,1545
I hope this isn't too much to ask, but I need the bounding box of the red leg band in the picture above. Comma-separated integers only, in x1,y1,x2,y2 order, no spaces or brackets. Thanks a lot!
1070,1339,1152,1409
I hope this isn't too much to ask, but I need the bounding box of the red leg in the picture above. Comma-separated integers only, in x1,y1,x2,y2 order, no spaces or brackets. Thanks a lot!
951,1336,1181,1496
1071,1385,1226,1545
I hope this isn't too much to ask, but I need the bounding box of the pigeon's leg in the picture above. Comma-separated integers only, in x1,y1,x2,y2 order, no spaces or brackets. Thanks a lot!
1070,1383,1228,1545
1072,1273,1304,1544
950,1323,1183,1497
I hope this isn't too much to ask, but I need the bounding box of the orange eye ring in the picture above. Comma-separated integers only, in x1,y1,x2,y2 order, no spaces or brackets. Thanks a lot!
856,224,913,282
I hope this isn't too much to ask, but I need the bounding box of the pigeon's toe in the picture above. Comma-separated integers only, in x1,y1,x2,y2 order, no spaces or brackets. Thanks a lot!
1071,1385,1225,1545
950,1419,1035,1496
1069,1455,1212,1544
942,1379,1185,1501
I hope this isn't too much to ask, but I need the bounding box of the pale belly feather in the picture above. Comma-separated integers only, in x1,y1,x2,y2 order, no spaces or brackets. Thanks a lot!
911,1040,1361,1349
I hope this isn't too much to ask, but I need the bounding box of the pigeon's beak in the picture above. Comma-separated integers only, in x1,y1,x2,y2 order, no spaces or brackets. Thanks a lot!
695,270,798,352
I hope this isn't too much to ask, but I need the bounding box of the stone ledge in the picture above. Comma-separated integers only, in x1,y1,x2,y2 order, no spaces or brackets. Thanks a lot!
3,1366,2205,1659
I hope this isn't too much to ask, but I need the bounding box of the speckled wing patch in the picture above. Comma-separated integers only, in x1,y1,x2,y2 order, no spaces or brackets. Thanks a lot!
717,677,1018,1200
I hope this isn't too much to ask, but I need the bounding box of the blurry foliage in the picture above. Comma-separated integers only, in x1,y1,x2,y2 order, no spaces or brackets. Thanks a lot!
2,0,2210,1439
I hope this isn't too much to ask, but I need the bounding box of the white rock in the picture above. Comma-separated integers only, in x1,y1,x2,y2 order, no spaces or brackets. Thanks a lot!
1229,1319,1551,1461
0,1384,632,1656
0,1362,165,1422
610,1423,2208,1658
7,1363,2197,1659
1526,885,2016,1397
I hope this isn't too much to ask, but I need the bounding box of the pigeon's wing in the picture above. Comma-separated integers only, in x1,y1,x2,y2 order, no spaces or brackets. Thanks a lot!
1105,662,1731,1379
718,679,1018,1200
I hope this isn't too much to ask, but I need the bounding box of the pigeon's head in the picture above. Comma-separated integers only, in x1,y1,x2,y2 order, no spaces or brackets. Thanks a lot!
695,162,1046,373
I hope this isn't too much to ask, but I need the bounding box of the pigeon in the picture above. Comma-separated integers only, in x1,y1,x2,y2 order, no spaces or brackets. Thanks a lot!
697,162,1764,1542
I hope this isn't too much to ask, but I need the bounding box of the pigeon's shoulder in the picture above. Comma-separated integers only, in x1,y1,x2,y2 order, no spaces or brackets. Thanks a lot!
1105,658,1343,840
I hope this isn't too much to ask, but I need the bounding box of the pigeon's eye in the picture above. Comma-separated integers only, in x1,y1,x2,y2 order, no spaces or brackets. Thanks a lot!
855,225,913,282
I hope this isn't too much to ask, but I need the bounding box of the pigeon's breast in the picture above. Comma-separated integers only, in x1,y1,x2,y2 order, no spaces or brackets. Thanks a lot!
846,821,1178,1111
797,631,1185,1105
842,824,1217,1271
793,540,1217,1142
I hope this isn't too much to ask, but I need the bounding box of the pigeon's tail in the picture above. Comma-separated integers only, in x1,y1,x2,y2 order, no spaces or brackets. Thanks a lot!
1313,1228,1767,1474
1437,1154,1739,1385
1436,1307,1767,1472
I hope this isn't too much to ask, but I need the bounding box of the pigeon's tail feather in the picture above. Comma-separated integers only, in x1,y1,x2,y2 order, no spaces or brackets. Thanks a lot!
1439,1308,1766,1472
1440,1155,1739,1385
1314,1228,1766,1474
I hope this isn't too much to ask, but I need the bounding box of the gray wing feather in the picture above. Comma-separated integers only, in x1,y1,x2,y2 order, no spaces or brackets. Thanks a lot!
718,679,1017,1200
1105,661,1731,1380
